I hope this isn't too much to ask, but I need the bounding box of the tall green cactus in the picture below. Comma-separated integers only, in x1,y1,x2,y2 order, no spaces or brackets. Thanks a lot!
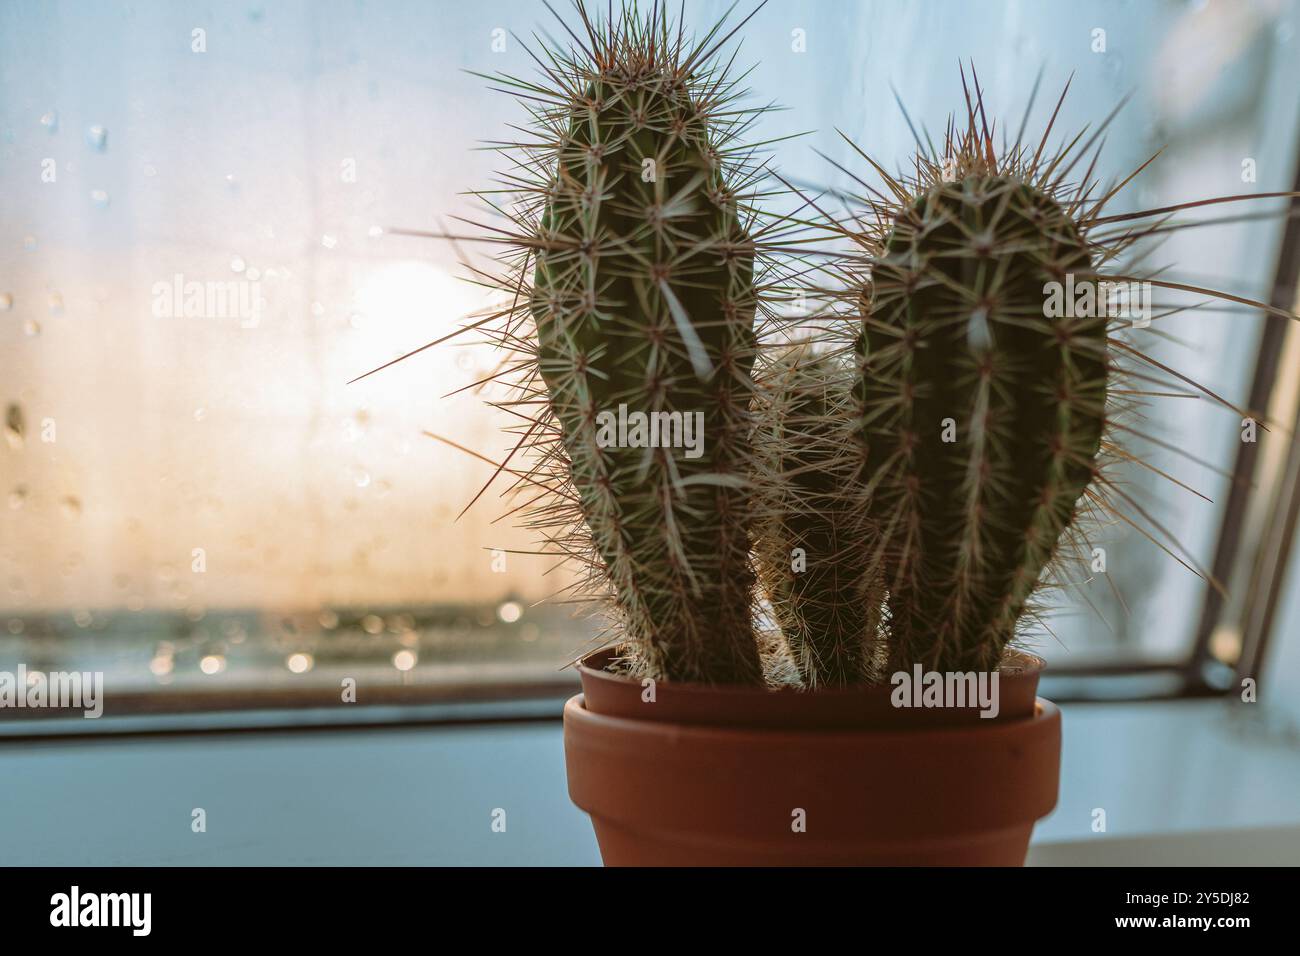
526,4,764,683
857,177,1106,672
754,347,883,686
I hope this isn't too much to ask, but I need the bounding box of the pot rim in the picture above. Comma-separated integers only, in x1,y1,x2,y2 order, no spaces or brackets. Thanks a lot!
567,691,1059,744
575,645,1047,698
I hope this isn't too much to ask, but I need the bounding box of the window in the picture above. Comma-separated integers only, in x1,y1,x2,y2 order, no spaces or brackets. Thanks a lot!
3,0,1299,726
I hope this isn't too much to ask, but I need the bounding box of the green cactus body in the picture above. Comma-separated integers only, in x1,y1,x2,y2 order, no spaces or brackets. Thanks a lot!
531,68,762,684
859,176,1107,672
755,350,881,687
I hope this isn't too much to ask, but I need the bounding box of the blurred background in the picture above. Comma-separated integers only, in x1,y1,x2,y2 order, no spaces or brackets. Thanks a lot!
3,0,1300,715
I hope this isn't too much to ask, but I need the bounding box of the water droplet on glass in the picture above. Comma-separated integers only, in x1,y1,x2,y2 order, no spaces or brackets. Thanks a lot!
199,654,226,675
194,407,206,422
362,613,384,635
40,110,59,133
352,468,371,489
4,404,24,450
321,234,337,249
22,319,40,337
311,301,325,317
143,163,157,177
7,486,28,510
368,225,384,239
48,292,64,314
286,652,313,674
85,124,107,151
497,600,523,624
90,189,110,208
60,495,82,518
230,255,246,273
392,649,417,672
0,293,11,311
74,610,93,628
246,267,261,281
318,609,339,630
22,235,37,251
224,172,237,186
348,312,363,329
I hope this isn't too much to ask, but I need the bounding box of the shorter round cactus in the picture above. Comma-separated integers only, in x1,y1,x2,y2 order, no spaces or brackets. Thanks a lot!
860,177,1105,671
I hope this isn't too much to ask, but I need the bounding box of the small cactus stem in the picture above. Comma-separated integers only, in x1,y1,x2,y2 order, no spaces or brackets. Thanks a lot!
753,346,883,687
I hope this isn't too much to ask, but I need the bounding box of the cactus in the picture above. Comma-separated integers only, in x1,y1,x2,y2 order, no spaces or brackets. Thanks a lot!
859,178,1104,672
476,1,772,684
753,346,883,686
362,36,1300,686
831,69,1298,674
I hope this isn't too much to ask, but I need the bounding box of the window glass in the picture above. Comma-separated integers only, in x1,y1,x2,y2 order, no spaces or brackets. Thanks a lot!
3,0,1298,702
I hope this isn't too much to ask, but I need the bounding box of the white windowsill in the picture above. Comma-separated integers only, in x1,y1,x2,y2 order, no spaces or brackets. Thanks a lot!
2,698,1297,865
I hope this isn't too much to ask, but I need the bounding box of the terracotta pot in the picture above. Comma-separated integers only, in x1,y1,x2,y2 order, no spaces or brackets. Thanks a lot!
564,650,1062,866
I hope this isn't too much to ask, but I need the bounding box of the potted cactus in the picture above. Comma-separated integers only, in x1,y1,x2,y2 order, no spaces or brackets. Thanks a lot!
370,3,1297,865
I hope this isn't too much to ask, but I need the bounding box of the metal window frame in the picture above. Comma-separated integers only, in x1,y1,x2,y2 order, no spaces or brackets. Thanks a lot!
1045,152,1300,704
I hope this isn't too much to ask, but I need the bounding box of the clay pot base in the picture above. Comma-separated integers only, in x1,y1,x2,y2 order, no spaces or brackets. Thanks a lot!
564,653,1062,866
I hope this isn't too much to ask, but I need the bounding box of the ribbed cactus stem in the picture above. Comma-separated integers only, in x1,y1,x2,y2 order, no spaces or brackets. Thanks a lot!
755,348,882,686
859,177,1107,672
530,40,762,683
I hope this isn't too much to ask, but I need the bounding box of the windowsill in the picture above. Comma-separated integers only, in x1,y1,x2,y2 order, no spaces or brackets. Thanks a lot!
1,698,1296,865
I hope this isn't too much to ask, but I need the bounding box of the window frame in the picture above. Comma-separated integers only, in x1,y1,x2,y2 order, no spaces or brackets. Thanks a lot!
1049,145,1300,702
